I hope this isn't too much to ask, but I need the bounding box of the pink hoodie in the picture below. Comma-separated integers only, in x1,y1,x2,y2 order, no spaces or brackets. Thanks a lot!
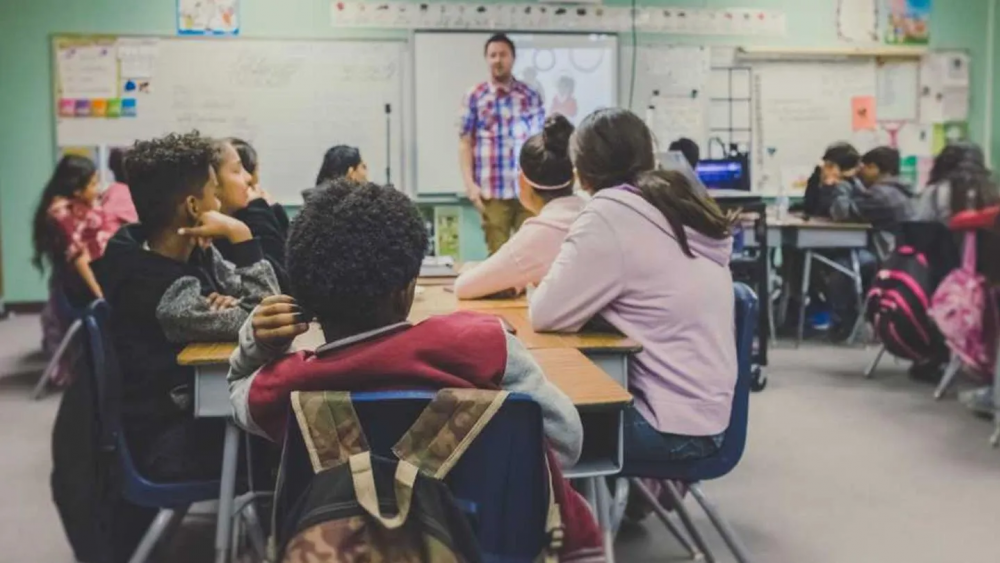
530,187,736,436
455,195,585,299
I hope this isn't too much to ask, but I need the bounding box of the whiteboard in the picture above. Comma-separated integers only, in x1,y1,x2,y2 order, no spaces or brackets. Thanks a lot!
751,60,881,195
413,32,618,195
56,37,407,203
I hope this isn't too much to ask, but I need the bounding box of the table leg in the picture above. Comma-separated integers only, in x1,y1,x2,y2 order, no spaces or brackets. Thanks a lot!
215,420,241,563
847,250,865,345
593,477,616,563
797,250,813,347
766,248,777,344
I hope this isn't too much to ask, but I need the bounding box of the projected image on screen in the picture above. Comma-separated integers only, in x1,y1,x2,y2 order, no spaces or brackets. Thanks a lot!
512,34,617,125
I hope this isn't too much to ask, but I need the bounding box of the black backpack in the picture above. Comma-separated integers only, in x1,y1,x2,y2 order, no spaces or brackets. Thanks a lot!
864,223,957,362
51,304,155,563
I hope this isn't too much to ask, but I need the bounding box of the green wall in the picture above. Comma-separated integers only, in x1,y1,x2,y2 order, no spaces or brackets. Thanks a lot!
0,0,992,302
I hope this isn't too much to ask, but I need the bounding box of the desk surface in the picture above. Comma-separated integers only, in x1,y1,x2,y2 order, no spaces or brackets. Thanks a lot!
770,214,871,231
182,342,631,409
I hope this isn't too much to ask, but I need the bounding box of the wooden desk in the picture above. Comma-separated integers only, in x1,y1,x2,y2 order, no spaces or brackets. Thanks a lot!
181,343,630,476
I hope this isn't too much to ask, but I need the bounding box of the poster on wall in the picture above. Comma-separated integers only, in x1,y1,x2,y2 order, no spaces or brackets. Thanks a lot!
884,0,930,45
178,0,240,36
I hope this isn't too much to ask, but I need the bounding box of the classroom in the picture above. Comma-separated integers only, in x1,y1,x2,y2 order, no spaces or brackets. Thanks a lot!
2,0,1000,561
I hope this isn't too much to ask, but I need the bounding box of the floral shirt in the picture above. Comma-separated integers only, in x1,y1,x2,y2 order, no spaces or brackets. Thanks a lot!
48,196,115,263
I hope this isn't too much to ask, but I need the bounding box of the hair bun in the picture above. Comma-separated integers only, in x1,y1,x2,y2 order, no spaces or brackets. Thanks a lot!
542,114,575,158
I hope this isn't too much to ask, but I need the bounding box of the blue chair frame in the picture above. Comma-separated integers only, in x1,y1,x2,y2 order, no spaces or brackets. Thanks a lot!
82,300,220,563
621,282,758,563
276,391,550,563
33,285,90,400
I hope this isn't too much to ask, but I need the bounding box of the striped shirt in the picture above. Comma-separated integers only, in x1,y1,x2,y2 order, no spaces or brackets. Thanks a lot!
459,79,545,200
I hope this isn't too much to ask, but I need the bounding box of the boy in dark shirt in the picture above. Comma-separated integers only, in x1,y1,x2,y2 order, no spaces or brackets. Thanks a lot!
94,132,279,481
831,146,914,256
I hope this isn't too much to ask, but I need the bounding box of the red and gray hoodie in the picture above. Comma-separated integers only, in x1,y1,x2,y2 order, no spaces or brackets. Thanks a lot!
228,310,606,562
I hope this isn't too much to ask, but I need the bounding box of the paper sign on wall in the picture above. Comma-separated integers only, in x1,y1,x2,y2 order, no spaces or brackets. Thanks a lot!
852,96,876,131
58,45,118,100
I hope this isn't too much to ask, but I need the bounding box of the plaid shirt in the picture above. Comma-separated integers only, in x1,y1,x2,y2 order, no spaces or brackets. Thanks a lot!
459,79,545,200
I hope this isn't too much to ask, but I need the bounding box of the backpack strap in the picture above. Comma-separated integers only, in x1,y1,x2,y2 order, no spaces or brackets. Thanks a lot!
962,231,977,271
540,454,564,563
290,391,369,473
392,389,509,479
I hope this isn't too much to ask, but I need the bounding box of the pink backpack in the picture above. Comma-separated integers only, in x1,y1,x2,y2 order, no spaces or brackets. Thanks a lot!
928,232,999,377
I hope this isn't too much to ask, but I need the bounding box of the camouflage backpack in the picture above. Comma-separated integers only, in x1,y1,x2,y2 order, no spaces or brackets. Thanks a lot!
274,389,563,563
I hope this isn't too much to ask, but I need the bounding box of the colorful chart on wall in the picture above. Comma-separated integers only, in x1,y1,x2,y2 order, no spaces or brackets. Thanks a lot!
884,0,930,45
177,0,240,36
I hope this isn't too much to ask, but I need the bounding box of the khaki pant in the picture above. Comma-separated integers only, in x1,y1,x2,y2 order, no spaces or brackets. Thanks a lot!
481,198,533,255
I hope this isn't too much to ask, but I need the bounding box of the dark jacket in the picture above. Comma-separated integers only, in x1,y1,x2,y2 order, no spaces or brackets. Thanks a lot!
215,199,291,291
92,224,279,460
830,176,914,256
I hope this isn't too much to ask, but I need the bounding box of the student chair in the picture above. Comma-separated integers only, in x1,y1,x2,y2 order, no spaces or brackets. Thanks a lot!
277,391,550,562
620,282,758,563
33,286,90,400
81,300,223,563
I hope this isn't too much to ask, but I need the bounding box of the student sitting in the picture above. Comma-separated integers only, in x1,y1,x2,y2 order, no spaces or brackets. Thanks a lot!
94,132,279,482
101,147,138,232
796,142,862,217
668,137,700,169
529,108,737,468
454,114,584,299
302,145,368,203
213,138,291,291
915,143,1000,409
916,143,1000,222
831,146,914,256
227,181,603,560
33,155,116,386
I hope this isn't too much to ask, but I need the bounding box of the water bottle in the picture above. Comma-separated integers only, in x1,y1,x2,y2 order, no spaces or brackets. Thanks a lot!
775,183,789,222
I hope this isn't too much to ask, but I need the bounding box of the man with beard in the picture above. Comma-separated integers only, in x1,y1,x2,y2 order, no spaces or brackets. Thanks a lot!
458,33,546,254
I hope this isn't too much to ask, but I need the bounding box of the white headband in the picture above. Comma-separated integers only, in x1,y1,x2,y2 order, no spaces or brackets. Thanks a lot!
523,176,574,191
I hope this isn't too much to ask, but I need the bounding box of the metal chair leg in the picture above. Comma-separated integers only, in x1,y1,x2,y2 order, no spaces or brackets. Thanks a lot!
661,481,716,563
934,356,963,401
629,479,702,560
239,502,269,562
129,507,189,563
609,478,629,536
847,250,865,346
797,251,813,348
689,484,753,563
33,318,83,400
864,345,887,379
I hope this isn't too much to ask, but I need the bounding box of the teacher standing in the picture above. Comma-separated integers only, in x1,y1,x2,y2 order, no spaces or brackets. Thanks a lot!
459,33,546,255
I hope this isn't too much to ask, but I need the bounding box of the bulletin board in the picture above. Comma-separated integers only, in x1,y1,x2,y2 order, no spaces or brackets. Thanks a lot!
52,34,409,203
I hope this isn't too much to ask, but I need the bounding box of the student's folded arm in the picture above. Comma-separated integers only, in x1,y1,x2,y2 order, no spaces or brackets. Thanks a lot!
499,330,582,467
227,312,292,438
210,243,280,306
530,210,623,333
155,276,250,343
829,182,861,222
454,227,539,299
